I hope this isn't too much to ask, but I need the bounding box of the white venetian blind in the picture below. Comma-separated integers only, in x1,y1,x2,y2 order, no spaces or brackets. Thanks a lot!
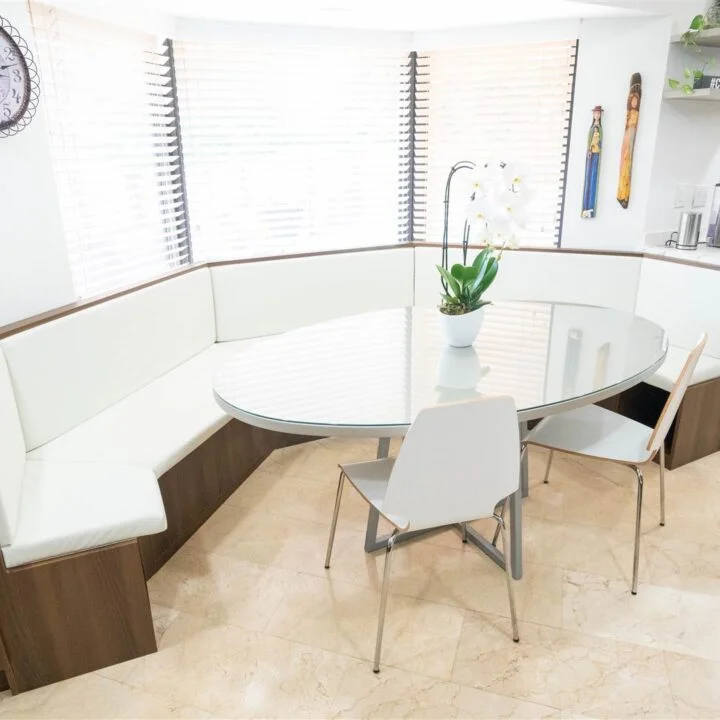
173,40,413,261
414,40,577,247
30,4,190,298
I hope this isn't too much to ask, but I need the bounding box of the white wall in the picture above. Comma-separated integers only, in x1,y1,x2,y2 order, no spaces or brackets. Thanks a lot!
413,246,642,312
0,1,75,327
562,16,673,251
645,30,720,242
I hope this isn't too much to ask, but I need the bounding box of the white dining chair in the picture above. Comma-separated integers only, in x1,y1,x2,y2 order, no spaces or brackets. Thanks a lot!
524,333,707,595
324,395,521,673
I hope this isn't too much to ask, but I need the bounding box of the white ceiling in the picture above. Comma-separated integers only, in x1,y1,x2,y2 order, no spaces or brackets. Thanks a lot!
47,0,707,30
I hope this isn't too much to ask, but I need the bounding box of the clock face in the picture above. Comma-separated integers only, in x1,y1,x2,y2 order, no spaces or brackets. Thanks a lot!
0,27,30,132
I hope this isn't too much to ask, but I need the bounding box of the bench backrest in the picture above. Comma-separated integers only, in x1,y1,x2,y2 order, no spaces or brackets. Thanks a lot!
635,258,720,357
0,348,25,546
0,268,215,451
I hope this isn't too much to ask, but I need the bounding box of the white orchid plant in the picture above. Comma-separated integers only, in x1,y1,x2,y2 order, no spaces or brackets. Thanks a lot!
438,160,532,316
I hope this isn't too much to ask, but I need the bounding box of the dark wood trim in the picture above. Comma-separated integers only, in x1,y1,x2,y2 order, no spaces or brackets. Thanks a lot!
207,243,411,268
0,541,156,694
1,242,718,341
642,252,720,272
139,419,315,578
0,264,205,341
417,242,644,259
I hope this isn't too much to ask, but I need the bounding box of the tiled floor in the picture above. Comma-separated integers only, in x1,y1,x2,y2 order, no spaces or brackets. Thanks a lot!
2,438,720,719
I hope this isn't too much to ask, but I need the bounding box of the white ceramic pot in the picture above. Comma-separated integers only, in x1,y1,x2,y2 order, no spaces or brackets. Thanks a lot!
439,307,485,348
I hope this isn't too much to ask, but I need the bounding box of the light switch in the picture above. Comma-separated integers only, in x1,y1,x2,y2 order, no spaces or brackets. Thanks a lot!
674,184,692,208
693,185,709,208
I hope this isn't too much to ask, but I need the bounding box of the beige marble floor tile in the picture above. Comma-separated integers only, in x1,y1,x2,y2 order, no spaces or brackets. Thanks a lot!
451,612,675,718
643,532,720,597
664,651,720,719
0,684,55,719
385,540,563,628
148,545,305,632
562,569,720,661
331,659,559,718
124,617,350,719
524,453,663,532
264,572,465,680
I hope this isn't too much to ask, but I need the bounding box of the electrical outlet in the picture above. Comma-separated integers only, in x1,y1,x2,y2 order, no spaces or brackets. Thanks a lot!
674,184,692,208
693,185,709,208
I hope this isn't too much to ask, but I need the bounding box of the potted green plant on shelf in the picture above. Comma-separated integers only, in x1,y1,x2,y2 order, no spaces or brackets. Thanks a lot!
668,9,720,94
437,161,531,347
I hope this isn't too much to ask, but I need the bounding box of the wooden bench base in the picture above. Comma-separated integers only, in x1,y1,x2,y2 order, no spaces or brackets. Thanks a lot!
599,377,720,469
0,420,313,693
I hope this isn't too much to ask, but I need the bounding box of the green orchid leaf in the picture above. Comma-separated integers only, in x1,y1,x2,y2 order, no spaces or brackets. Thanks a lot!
437,265,462,298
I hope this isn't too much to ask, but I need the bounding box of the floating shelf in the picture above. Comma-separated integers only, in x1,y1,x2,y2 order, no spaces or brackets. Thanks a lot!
671,27,720,47
663,87,720,101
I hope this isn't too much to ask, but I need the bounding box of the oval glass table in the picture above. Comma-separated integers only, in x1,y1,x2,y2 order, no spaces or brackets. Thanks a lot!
214,303,668,579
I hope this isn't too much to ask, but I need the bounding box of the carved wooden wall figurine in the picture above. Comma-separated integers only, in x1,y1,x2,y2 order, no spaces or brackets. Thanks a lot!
581,105,603,218
617,73,641,209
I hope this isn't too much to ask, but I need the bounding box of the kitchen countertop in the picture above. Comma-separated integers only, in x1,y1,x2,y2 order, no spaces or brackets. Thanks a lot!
644,244,720,268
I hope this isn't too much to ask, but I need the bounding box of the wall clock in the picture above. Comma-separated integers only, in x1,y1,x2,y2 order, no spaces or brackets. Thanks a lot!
0,16,40,138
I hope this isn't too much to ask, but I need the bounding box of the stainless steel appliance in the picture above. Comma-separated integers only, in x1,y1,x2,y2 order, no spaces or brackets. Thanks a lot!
667,211,702,250
707,183,720,248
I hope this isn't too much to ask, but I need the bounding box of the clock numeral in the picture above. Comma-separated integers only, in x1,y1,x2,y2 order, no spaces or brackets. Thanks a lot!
3,47,16,62
11,69,21,83
2,105,11,120
11,88,19,102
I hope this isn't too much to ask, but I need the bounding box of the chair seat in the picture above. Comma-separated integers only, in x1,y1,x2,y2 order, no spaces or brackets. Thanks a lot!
2,461,167,569
341,458,409,530
647,345,720,392
525,404,654,465
27,340,255,477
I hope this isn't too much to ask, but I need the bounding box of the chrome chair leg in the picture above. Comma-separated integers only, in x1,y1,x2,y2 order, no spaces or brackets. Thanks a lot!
495,513,519,642
461,522,468,543
491,498,507,547
543,449,554,484
324,469,346,569
659,444,666,527
373,530,398,673
631,465,644,595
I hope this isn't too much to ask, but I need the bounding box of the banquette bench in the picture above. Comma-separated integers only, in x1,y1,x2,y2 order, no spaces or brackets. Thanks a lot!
0,245,717,694
0,249,414,694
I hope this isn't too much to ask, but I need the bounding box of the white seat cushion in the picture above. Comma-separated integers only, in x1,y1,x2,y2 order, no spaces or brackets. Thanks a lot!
646,345,720,392
526,404,654,465
28,340,255,477
2,461,166,569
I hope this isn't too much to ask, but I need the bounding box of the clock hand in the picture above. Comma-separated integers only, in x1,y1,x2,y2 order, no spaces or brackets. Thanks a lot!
0,64,17,70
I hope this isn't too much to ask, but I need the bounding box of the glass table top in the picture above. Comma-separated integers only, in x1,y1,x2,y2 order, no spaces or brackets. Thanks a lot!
213,303,668,434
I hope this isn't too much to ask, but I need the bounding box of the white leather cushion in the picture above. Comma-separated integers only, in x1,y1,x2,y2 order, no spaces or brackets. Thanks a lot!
28,340,256,477
2,461,166,569
211,249,414,341
0,349,25,546
646,345,720,392
1,268,216,451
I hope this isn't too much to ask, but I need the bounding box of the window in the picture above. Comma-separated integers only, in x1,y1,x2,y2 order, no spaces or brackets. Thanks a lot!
413,41,577,247
30,4,190,298
174,40,413,261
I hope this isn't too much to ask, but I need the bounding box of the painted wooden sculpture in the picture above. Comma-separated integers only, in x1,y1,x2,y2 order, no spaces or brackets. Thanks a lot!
581,105,603,218
617,73,641,209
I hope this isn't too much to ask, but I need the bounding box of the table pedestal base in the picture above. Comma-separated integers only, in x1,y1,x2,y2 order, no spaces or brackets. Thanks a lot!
364,435,524,580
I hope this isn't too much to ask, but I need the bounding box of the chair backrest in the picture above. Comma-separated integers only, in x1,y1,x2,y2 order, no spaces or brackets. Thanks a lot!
647,333,708,456
382,395,519,532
